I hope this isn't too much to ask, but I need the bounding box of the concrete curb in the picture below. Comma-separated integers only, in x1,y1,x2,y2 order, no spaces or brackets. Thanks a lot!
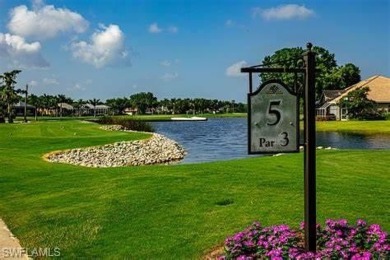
0,218,29,259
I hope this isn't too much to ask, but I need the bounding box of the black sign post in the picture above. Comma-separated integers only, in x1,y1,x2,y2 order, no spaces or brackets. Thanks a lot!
303,43,316,252
241,43,317,253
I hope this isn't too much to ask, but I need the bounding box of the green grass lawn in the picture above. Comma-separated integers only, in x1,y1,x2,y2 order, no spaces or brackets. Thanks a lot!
0,120,389,259
316,120,390,134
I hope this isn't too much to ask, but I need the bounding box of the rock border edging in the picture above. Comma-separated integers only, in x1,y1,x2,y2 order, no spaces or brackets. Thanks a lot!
43,125,186,168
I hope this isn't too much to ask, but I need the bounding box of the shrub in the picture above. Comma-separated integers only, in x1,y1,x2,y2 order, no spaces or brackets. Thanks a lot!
221,219,389,259
94,116,154,132
338,87,386,121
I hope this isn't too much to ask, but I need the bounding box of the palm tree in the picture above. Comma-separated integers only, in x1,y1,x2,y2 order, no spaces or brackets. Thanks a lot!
56,94,67,117
18,84,29,122
41,94,57,116
73,99,85,117
28,94,41,120
106,97,130,115
159,98,171,114
88,98,100,117
0,70,22,123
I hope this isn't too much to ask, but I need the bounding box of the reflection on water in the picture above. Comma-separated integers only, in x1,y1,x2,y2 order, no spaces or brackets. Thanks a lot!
316,132,390,149
152,118,390,163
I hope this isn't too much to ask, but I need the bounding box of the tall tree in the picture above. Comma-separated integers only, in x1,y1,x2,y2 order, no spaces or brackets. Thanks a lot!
261,47,305,92
129,92,157,114
72,99,85,117
41,94,57,116
0,70,22,123
106,97,130,115
57,94,67,117
28,94,41,120
325,63,361,90
158,98,172,114
259,46,359,99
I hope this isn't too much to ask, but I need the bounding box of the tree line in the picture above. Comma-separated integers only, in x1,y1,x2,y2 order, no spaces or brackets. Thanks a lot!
0,70,246,122
28,92,246,116
107,93,246,115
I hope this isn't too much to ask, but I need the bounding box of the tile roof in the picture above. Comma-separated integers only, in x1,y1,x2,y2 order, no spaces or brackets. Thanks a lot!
331,75,390,104
58,102,74,110
323,89,346,101
13,101,35,108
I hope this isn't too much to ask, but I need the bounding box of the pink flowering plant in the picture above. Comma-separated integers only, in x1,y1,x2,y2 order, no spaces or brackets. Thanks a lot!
221,219,389,259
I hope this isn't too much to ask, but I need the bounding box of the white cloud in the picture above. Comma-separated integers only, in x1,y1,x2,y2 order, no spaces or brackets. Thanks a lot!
225,19,248,31
161,72,178,81
43,77,59,85
0,33,40,52
32,0,44,10
149,23,178,34
253,5,315,20
70,24,131,68
67,80,92,92
28,80,38,87
0,32,49,68
160,60,171,67
168,26,178,33
225,19,234,27
72,83,85,90
7,4,88,39
160,59,180,67
149,23,162,33
226,61,247,77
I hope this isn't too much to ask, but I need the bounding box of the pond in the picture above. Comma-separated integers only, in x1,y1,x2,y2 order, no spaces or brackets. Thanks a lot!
151,118,390,163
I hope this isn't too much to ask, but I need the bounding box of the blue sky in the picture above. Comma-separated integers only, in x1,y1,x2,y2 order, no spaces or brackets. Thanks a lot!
0,0,389,102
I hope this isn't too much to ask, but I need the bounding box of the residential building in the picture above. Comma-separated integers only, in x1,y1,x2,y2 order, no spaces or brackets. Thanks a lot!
316,75,390,120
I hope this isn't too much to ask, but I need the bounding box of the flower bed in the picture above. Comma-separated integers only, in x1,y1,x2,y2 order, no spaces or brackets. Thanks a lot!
221,219,389,259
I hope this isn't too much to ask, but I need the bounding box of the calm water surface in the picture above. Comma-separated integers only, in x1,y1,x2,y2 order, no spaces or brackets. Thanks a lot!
152,118,390,163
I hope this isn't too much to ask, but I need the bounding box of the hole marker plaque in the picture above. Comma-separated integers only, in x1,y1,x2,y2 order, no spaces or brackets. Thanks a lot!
248,80,299,154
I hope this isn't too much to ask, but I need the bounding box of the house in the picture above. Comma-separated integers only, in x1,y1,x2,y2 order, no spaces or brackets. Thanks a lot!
13,101,36,116
82,104,110,116
58,102,74,111
316,75,390,120
124,107,138,115
58,102,74,116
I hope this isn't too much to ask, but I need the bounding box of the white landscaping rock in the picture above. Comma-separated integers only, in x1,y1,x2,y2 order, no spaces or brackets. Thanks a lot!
44,126,186,168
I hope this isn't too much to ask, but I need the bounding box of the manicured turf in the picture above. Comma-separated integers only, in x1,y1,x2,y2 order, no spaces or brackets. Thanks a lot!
0,120,389,258
316,120,390,134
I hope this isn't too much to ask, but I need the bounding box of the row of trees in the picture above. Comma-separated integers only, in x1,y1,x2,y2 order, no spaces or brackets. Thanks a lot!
0,69,246,122
107,92,246,115
27,94,102,117
25,92,246,117
26,92,246,116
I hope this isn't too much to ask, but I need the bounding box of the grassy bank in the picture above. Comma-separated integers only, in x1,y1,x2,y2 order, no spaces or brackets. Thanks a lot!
16,113,247,122
316,120,390,134
17,115,389,135
0,120,389,258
